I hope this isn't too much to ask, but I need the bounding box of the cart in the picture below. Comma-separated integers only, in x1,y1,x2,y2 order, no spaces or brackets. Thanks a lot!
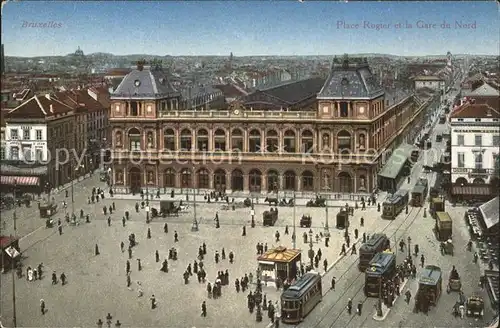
447,277,462,293
38,201,57,218
466,296,484,317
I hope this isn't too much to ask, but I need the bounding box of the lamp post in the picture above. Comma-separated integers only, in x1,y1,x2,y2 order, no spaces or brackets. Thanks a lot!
308,230,314,267
324,202,330,238
71,164,83,217
12,179,18,328
292,191,296,248
407,236,412,259
192,166,197,229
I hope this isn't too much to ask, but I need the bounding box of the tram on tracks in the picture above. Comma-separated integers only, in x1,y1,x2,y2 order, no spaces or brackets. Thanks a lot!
280,272,322,323
364,251,397,297
358,233,390,271
411,178,429,207
381,190,409,220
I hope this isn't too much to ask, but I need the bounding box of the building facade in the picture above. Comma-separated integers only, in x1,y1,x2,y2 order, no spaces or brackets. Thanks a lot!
414,75,446,94
450,102,500,198
109,56,431,195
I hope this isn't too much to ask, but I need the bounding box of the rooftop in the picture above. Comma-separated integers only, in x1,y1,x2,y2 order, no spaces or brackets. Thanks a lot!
318,55,384,99
5,95,74,120
463,83,499,97
378,143,417,179
479,196,499,230
414,75,443,81
249,77,325,105
451,103,500,119
257,246,301,263
111,67,180,99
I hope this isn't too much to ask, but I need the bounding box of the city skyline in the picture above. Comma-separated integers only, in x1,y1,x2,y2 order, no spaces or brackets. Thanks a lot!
1,1,499,57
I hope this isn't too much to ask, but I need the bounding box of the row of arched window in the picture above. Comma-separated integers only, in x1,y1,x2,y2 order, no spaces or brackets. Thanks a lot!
115,128,367,153
118,167,359,193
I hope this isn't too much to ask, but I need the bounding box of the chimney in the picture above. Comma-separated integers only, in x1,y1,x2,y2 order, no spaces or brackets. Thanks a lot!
49,104,54,113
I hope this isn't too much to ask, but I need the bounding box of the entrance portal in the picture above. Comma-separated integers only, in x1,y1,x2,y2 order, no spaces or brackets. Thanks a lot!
129,167,142,193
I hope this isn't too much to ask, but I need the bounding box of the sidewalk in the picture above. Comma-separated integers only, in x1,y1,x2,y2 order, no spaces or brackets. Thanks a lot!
372,278,410,321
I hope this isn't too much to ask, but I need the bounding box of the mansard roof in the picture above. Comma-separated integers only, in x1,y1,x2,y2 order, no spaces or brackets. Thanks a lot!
111,68,180,100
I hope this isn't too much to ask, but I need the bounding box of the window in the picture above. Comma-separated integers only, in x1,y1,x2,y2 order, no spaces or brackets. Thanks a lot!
231,129,243,151
35,148,44,162
340,102,348,117
283,130,296,152
23,128,30,140
0,147,5,160
457,152,465,168
22,146,31,161
475,153,483,169
163,129,176,151
457,135,464,146
130,101,139,116
493,135,500,147
10,146,19,160
214,129,226,151
249,129,261,153
475,118,481,122
458,118,464,122
10,129,18,140
180,129,192,151
474,135,482,146
36,129,43,140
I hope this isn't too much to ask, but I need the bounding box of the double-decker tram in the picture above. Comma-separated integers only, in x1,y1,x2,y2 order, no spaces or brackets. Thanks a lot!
280,272,322,323
364,251,397,297
381,190,409,220
358,233,390,271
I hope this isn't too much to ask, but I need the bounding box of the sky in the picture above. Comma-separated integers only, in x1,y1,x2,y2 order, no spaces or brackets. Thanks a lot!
1,1,499,57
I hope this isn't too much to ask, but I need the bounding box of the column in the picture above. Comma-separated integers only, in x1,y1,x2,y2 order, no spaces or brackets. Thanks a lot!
156,165,159,188
243,174,249,192
122,167,127,187
353,171,357,193
192,130,196,151
175,130,180,150
262,173,267,192
296,175,301,192
244,130,248,152
209,173,214,189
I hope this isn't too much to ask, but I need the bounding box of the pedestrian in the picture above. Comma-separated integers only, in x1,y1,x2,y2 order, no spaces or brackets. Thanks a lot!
126,274,131,287
360,217,364,227
97,319,103,328
242,225,246,236
155,250,160,262
120,241,124,252
420,254,425,267
107,217,111,226
128,247,132,259
357,302,362,315
115,320,121,327
323,258,328,271
174,231,179,242
354,228,358,239
164,223,168,233
58,225,63,235
112,202,116,211
95,244,100,256
126,260,130,274
285,225,289,235
40,299,46,315
351,244,357,255
60,272,66,285
147,228,151,239
150,295,157,309
317,248,322,260
331,277,336,290
201,300,207,317
137,259,142,271
122,217,126,227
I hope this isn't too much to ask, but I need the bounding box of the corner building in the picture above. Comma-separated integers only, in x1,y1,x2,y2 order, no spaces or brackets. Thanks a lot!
109,56,431,195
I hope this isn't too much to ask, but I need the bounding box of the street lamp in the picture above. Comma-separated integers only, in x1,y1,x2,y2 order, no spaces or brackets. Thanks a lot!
72,164,84,217
407,236,412,259
324,202,330,238
308,229,314,267
292,191,296,248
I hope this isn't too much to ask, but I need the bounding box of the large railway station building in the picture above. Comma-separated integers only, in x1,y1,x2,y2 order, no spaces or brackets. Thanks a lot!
109,56,435,195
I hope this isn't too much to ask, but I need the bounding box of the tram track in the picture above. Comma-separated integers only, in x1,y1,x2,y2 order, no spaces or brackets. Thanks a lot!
301,205,423,328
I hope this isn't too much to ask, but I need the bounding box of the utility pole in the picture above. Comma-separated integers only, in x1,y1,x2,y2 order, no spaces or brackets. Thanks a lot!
12,179,18,328
292,191,296,248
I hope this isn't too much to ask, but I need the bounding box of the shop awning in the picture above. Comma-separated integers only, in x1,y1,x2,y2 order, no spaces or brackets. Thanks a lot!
452,185,492,196
0,175,40,186
479,196,499,229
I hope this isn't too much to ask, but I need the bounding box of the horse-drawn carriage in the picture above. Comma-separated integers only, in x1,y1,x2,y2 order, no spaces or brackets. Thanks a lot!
306,196,326,207
447,267,462,293
466,296,484,318
263,208,278,226
279,198,294,207
151,201,182,218
300,214,312,228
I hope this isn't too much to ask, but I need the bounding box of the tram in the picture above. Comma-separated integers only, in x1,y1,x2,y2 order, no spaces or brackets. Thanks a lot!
358,233,390,271
381,190,409,220
364,251,397,297
411,178,429,207
281,272,322,324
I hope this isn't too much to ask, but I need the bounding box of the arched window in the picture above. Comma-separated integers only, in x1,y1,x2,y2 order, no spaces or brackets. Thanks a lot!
180,129,192,151
163,168,175,187
266,130,279,152
283,170,296,190
197,168,209,188
180,168,192,187
249,129,261,153
301,171,314,191
163,129,176,151
128,128,141,151
115,169,124,185
472,178,485,184
231,129,243,151
267,170,279,192
249,169,262,192
301,130,314,153
455,177,468,186
231,169,244,191
338,172,352,193
115,131,123,148
214,169,226,191
197,129,209,151
283,130,296,153
214,129,226,151
337,130,351,152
